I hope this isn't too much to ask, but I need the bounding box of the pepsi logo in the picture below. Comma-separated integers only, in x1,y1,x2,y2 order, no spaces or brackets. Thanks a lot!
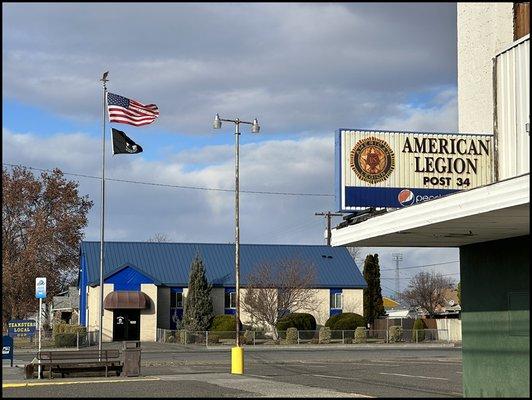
398,189,415,206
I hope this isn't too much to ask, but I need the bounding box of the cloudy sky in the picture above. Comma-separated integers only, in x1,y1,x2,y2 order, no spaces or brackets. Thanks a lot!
3,3,460,296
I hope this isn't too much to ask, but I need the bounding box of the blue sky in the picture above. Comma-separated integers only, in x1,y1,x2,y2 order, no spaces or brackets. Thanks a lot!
3,3,460,296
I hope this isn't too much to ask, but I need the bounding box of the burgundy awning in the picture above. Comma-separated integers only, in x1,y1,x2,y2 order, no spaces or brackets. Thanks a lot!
103,291,150,310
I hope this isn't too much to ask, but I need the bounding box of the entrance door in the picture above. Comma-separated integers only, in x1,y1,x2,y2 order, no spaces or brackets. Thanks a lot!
113,310,140,341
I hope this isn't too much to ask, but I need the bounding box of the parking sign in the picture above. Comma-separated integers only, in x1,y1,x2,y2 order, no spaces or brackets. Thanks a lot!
35,277,46,299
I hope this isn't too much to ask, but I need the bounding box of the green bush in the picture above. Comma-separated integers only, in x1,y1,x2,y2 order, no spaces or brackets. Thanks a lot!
164,331,177,343
53,323,86,335
354,327,366,344
388,325,403,343
413,319,426,342
325,313,365,330
209,315,242,332
54,333,78,347
276,313,317,331
284,328,298,344
207,333,220,344
179,329,194,344
319,327,331,344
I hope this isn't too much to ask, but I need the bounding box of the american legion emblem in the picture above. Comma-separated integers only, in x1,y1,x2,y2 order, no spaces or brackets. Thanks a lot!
350,136,395,184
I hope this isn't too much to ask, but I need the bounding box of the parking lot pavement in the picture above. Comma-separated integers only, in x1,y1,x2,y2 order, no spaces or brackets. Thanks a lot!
4,348,462,397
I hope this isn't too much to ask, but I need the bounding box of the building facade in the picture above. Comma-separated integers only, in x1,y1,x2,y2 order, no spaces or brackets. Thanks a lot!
78,241,366,342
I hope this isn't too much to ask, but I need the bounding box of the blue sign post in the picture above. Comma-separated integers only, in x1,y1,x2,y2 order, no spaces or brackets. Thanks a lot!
3,335,14,367
35,277,46,380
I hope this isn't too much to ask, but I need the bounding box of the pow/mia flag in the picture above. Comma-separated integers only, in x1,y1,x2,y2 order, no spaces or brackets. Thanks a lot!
112,128,143,154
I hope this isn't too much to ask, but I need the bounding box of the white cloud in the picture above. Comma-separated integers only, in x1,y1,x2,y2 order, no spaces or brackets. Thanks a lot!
3,3,457,134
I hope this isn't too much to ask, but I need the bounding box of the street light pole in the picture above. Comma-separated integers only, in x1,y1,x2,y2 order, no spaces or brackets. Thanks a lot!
234,119,241,348
213,114,259,375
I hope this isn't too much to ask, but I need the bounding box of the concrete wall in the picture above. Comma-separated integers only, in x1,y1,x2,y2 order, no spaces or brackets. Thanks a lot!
460,235,529,397
140,284,158,342
157,287,170,330
457,2,513,134
87,284,114,342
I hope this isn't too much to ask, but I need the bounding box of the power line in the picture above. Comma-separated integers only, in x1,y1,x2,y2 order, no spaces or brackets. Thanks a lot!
381,272,460,280
3,163,335,198
380,260,459,272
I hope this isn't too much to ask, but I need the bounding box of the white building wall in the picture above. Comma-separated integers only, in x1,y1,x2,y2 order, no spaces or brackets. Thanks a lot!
87,283,114,342
342,289,364,316
457,2,513,134
297,289,330,327
140,283,158,342
495,37,530,180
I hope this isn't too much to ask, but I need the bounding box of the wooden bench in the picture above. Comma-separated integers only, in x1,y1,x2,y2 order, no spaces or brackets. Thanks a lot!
31,350,123,379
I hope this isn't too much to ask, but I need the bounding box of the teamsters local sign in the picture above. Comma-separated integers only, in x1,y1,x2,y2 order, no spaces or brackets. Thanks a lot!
336,129,493,210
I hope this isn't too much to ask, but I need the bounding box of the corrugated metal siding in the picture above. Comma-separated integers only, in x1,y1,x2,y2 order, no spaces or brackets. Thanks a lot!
81,242,366,289
495,36,530,180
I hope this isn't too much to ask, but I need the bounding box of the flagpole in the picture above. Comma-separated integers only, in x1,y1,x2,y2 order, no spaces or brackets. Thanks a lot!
99,72,109,353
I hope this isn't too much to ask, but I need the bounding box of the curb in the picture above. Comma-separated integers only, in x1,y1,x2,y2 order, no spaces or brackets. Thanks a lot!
2,376,160,388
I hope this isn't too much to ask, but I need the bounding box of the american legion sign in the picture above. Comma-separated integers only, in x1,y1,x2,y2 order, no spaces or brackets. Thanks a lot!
336,129,493,210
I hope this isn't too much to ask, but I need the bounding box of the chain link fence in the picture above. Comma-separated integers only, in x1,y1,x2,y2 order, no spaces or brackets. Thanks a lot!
8,329,100,349
155,328,451,347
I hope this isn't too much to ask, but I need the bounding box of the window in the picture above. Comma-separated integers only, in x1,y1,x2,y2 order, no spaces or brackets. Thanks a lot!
330,292,342,309
170,292,183,309
225,291,236,309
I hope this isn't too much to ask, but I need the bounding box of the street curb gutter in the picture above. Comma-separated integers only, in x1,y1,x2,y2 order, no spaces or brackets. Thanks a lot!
2,377,160,388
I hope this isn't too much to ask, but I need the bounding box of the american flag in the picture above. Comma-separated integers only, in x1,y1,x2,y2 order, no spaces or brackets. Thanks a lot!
107,92,159,126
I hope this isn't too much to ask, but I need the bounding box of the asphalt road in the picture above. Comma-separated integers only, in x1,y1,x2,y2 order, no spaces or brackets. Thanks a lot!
3,347,463,397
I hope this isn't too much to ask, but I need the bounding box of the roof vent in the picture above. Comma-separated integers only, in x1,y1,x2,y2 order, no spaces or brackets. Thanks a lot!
321,255,333,259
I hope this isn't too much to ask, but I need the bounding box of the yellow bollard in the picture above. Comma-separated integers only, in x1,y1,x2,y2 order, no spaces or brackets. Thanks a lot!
231,346,244,374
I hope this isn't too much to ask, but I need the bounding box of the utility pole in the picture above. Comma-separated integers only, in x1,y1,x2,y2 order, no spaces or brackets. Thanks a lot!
315,211,343,246
392,253,403,299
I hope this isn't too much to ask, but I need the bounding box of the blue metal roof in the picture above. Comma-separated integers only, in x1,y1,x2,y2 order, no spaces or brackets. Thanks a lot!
80,241,366,289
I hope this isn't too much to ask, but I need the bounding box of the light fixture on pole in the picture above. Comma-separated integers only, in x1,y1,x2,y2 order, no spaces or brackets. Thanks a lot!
213,113,260,375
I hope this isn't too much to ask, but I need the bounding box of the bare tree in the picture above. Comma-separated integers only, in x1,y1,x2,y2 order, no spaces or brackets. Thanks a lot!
241,259,321,339
146,232,170,242
2,166,92,327
346,246,361,264
398,271,455,317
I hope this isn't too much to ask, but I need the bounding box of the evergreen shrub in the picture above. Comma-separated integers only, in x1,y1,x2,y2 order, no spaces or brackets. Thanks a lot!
209,315,242,331
325,313,365,330
285,327,298,344
319,327,331,344
388,325,403,343
207,333,220,344
164,331,176,343
413,319,426,342
54,333,77,347
276,313,316,331
183,254,214,332
354,327,367,344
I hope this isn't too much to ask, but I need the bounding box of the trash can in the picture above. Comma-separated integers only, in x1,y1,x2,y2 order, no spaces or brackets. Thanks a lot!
122,341,141,377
